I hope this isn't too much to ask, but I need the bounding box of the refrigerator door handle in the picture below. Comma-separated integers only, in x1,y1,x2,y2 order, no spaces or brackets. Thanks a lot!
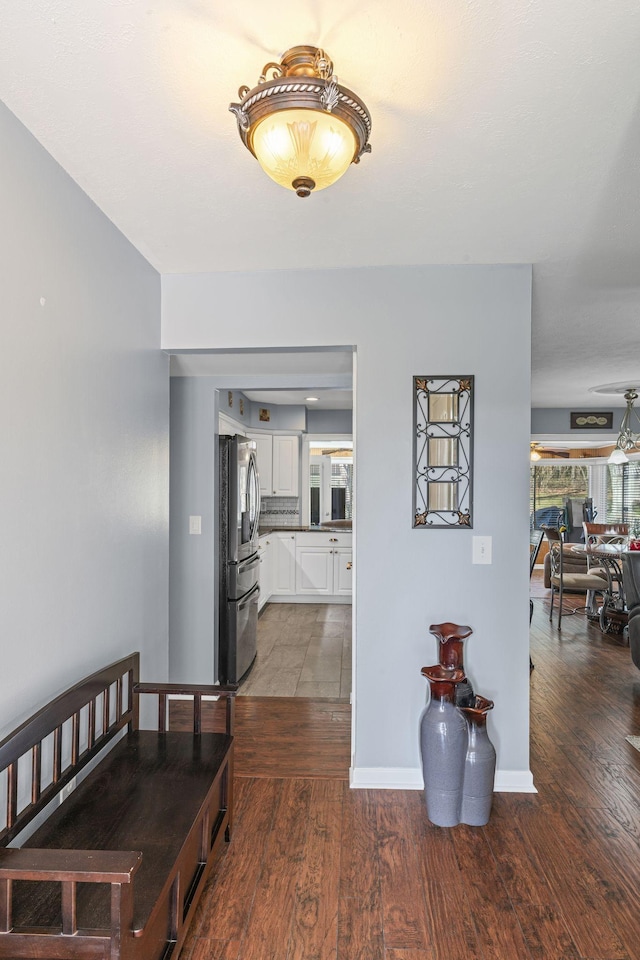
237,554,260,573
248,450,261,542
238,585,260,611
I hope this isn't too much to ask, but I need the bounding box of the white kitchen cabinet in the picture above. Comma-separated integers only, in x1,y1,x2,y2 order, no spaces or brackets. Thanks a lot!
248,433,298,497
295,535,352,596
272,531,297,595
333,548,353,595
296,545,334,595
258,534,273,610
272,435,299,496
248,433,273,497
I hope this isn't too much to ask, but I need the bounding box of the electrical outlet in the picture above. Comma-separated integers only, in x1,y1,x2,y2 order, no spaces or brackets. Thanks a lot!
59,776,77,804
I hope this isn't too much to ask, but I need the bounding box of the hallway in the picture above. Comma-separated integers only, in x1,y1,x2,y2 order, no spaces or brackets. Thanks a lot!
179,585,640,959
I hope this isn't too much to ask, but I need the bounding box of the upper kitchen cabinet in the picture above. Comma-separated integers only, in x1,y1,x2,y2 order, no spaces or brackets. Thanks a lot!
250,433,299,497
272,435,299,496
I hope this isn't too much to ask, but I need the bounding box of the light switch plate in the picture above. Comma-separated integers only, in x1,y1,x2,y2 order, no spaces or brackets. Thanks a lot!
472,535,492,564
189,515,202,535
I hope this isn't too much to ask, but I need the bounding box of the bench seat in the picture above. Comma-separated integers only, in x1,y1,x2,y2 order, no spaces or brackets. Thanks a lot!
11,730,232,933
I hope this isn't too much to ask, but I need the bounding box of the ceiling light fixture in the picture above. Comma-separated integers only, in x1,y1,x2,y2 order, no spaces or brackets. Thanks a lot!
589,382,640,464
305,396,319,402
229,45,372,198
530,443,542,461
608,389,640,463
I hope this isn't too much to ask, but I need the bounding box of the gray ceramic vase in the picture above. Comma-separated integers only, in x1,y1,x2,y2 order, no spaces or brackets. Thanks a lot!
420,664,467,827
460,695,496,826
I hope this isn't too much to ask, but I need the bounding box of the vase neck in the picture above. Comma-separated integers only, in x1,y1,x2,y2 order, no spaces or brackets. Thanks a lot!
439,637,466,670
428,679,458,702
421,664,465,702
460,695,494,726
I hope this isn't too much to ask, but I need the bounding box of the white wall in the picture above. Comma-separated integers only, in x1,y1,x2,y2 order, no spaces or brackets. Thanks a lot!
0,102,169,737
162,264,533,789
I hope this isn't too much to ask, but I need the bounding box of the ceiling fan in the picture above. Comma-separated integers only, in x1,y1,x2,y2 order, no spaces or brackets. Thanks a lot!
530,443,569,460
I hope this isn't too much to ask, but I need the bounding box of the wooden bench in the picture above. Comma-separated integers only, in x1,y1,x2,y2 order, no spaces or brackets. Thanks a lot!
0,652,236,960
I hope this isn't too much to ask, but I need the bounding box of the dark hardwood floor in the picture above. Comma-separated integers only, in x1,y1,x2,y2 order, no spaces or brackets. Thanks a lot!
177,577,640,959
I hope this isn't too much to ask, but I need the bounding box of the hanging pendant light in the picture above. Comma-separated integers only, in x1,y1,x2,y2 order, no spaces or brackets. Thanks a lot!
229,46,372,197
608,388,640,463
589,382,640,464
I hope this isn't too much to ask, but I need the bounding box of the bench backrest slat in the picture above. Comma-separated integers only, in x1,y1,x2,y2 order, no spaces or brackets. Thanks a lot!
0,654,139,847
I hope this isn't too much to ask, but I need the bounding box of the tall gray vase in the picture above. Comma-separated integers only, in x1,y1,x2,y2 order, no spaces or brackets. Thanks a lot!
420,664,467,827
460,696,496,826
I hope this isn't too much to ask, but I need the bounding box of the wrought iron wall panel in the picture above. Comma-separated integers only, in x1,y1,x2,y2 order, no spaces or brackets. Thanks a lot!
413,376,474,528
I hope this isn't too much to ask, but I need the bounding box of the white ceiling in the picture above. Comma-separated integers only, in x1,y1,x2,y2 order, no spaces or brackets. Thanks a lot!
2,1,639,409
243,389,352,410
170,348,353,408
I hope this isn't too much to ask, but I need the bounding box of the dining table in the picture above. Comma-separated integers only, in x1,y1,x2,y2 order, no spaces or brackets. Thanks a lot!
572,539,640,637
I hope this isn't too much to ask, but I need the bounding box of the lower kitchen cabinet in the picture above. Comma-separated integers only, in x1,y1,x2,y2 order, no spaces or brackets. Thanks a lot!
296,544,352,596
333,547,353,596
296,545,334,595
257,534,273,610
260,530,352,603
272,532,297,595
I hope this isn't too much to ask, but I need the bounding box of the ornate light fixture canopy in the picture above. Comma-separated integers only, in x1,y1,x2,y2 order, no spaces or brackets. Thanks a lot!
229,45,372,198
589,382,640,464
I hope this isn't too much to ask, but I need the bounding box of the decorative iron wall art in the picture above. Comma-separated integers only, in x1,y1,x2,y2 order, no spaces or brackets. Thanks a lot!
413,376,474,528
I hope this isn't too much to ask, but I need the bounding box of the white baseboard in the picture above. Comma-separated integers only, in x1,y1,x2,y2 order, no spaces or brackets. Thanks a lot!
350,767,424,790
349,766,537,793
494,769,537,792
266,595,351,604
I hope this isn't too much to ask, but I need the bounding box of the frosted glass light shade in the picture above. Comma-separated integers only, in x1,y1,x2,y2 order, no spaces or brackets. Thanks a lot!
251,109,357,193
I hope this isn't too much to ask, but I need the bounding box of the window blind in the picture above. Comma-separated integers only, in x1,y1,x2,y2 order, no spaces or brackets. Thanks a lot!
606,462,640,527
331,462,353,519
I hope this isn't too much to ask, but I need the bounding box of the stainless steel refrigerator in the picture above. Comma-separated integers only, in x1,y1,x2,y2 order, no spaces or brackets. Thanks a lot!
218,434,261,684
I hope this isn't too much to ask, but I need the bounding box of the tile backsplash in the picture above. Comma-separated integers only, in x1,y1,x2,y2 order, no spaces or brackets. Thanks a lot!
260,496,300,527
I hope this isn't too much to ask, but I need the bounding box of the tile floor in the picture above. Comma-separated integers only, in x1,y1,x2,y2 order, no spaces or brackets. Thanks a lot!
239,602,352,699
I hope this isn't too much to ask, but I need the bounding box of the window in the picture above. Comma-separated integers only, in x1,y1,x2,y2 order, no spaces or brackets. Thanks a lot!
530,464,589,529
606,462,640,527
306,439,353,526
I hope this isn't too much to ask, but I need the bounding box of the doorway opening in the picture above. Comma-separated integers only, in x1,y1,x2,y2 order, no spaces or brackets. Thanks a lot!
168,345,356,715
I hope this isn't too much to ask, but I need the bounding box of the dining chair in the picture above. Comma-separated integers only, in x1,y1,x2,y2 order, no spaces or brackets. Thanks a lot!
530,529,543,621
582,521,629,553
542,525,608,630
529,528,543,670
622,553,640,670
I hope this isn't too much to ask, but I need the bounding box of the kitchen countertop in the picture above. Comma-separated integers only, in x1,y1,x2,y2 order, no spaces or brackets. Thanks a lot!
258,525,352,536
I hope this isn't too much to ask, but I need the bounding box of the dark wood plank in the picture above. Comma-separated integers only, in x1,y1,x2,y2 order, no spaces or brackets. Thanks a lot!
450,824,534,960
189,939,242,959
385,951,435,960
195,778,281,942
422,880,483,960
376,795,432,951
510,903,579,960
337,892,385,960
339,789,382,901
230,778,313,960
288,780,343,960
